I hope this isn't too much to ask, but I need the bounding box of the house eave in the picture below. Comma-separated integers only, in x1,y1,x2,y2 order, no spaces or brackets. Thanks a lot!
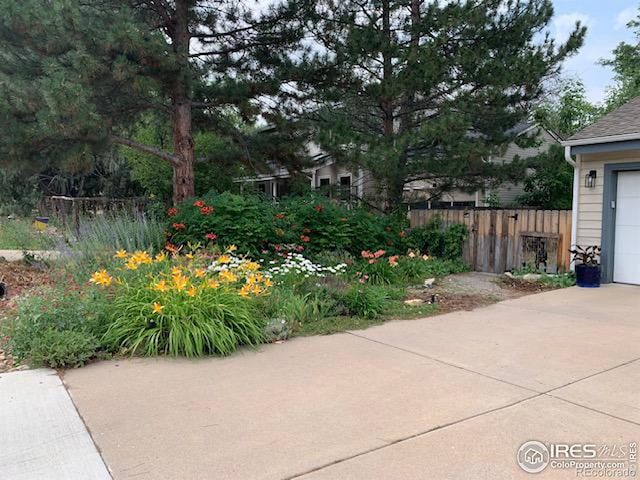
562,132,640,147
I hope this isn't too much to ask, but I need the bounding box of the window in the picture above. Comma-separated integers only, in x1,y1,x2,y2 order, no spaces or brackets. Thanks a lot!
319,177,331,187
339,175,351,186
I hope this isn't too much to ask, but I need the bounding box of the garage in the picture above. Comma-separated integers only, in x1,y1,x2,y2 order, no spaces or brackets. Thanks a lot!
614,171,640,284
563,95,640,285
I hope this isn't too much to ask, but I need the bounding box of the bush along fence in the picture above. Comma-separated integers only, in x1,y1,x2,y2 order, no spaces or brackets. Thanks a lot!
409,209,573,274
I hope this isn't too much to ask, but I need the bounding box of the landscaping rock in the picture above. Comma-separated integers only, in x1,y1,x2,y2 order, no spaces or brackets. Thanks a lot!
423,278,436,287
522,273,543,282
404,298,425,306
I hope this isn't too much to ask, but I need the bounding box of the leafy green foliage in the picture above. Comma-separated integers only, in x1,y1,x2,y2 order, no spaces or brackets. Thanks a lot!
515,145,574,209
103,283,264,357
167,192,409,256
340,285,387,319
601,9,640,111
534,79,602,138
4,287,111,367
29,330,99,369
408,217,468,260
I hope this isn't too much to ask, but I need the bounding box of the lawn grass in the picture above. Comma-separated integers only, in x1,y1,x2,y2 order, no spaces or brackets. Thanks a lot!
0,218,56,250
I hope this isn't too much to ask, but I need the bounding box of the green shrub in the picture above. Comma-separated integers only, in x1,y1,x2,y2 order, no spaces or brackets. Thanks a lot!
408,217,468,261
341,285,387,319
166,192,409,256
30,330,99,368
4,287,111,366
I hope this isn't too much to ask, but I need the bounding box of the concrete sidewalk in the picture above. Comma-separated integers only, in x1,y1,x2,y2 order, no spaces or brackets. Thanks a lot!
63,285,640,480
0,369,111,480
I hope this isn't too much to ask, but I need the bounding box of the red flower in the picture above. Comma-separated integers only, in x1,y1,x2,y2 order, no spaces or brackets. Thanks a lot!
373,249,386,258
205,233,218,241
300,235,310,243
388,255,399,266
314,204,323,213
275,213,285,220
172,223,186,230
274,244,283,251
167,207,178,217
295,245,305,252
193,200,205,208
399,231,406,238
200,206,214,215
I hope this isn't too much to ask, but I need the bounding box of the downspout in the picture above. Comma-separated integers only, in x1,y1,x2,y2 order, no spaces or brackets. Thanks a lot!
565,145,579,270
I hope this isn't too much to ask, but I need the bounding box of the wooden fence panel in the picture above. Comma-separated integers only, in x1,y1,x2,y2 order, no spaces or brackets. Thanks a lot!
410,208,572,274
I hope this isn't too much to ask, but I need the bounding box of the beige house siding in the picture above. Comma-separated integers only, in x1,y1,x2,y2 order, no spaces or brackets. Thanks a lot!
576,150,640,246
404,127,558,206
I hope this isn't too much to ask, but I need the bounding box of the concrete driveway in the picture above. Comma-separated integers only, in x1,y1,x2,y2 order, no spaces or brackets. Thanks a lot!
63,285,640,479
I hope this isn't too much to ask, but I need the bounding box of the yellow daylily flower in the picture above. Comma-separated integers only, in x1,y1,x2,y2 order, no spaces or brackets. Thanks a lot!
194,268,207,278
133,250,152,264
153,280,169,293
251,284,262,295
171,266,182,276
186,252,194,259
124,258,139,270
114,249,128,259
218,254,231,264
227,245,237,252
244,261,260,271
187,285,198,297
154,252,167,263
151,302,164,314
238,285,251,298
219,270,238,282
89,269,113,286
263,278,273,288
173,274,189,291
207,279,220,289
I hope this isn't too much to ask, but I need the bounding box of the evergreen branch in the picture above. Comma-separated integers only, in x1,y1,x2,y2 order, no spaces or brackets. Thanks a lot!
111,136,180,166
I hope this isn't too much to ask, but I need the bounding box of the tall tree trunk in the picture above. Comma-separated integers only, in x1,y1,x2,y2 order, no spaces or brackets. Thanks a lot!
172,97,194,204
171,0,195,205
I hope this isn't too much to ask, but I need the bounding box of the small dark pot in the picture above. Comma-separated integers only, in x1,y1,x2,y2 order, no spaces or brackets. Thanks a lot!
576,264,601,288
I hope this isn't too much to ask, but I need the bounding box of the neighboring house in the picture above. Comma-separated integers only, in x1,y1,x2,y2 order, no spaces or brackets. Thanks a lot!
404,123,561,208
235,142,378,202
563,96,640,285
236,123,559,207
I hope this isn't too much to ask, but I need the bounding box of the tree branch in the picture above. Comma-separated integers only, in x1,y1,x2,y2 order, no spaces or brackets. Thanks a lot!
111,135,180,166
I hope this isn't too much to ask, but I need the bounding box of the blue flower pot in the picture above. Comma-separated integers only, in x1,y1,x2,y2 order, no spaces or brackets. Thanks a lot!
576,264,601,288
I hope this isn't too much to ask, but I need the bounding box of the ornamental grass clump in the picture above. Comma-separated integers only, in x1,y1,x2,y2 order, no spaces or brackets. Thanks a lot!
94,246,271,357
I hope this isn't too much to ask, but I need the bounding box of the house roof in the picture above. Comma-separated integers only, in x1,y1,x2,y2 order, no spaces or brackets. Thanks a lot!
565,96,640,145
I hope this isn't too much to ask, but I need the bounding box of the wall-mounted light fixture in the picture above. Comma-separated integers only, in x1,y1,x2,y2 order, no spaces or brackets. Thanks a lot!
585,170,597,188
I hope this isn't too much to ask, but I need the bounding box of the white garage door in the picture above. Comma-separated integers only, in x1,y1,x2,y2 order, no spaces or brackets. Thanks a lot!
614,170,640,284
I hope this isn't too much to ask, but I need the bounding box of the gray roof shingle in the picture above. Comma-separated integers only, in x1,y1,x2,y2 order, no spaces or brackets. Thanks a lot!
567,96,640,142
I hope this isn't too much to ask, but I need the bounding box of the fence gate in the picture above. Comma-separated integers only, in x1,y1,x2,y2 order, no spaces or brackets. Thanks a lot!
409,209,573,274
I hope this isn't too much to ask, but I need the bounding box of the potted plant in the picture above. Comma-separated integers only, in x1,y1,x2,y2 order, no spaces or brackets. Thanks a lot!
569,245,602,288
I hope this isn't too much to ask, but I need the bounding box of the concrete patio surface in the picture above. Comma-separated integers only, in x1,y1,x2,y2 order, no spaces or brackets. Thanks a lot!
63,285,640,480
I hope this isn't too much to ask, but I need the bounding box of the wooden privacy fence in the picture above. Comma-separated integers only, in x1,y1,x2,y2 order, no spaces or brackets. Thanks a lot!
41,196,148,228
409,209,573,274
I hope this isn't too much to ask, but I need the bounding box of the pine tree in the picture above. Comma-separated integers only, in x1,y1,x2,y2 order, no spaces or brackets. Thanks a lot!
0,0,306,204
294,0,586,209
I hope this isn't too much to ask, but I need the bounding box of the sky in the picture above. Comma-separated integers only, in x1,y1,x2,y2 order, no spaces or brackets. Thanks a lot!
552,0,638,104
